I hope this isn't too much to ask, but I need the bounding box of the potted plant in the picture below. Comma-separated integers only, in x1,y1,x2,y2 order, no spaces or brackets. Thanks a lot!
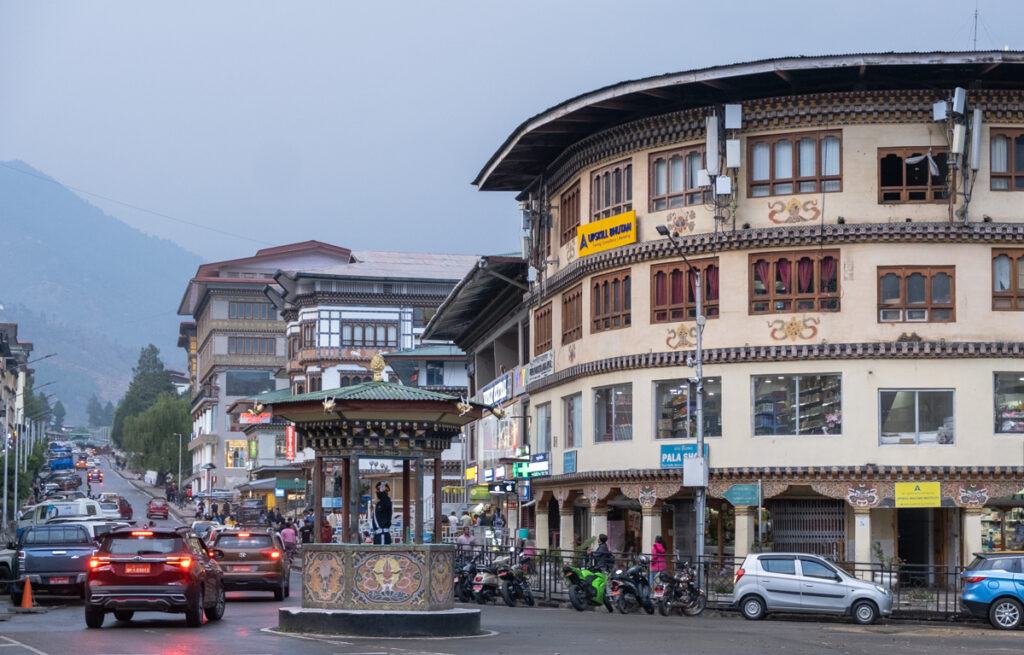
871,541,902,589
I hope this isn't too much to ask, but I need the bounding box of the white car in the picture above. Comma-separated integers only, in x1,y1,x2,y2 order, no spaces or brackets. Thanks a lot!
97,501,122,520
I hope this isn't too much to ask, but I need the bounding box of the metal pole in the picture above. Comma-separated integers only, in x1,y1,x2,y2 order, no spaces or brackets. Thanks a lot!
757,478,764,544
2,429,8,530
12,430,18,524
694,269,706,573
176,433,182,498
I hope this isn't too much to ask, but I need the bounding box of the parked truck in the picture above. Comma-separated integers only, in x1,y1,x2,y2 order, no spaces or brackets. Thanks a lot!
10,524,95,604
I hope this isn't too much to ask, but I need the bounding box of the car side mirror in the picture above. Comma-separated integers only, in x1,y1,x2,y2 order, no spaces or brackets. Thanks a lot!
5,542,15,550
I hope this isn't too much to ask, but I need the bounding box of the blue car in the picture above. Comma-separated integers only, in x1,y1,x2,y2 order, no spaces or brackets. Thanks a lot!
961,553,1024,629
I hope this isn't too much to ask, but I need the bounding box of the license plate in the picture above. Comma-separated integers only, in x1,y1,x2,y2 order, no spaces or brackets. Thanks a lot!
472,585,482,591
233,565,254,572
610,589,620,597
125,564,150,575
48,576,70,584
653,588,665,598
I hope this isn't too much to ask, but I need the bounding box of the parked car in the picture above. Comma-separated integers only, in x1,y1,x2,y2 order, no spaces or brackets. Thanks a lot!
17,498,104,537
209,529,289,600
733,553,892,625
190,521,219,542
961,552,1024,629
10,524,95,604
146,498,169,520
84,527,225,628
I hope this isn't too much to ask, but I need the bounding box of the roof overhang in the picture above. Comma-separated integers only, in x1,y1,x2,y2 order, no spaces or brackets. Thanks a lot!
422,256,528,344
475,50,1024,193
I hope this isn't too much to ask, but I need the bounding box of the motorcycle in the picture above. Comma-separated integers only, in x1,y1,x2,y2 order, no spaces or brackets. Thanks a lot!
454,554,480,603
472,556,507,604
562,560,614,613
653,562,707,617
496,559,535,607
609,558,655,615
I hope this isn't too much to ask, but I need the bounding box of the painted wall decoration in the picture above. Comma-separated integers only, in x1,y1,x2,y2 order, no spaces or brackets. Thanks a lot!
304,550,348,606
768,316,820,341
957,484,990,508
846,484,880,508
768,198,821,224
429,554,453,606
666,324,697,350
567,343,577,364
666,210,696,236
352,550,425,606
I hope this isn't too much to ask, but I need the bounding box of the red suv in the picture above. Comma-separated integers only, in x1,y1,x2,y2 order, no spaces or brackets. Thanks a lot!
146,498,169,520
85,528,225,628
117,496,133,520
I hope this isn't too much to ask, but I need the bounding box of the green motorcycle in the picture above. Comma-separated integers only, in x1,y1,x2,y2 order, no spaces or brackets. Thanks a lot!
562,562,614,612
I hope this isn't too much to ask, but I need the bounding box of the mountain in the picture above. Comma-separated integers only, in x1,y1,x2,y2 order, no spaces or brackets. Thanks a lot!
0,161,202,422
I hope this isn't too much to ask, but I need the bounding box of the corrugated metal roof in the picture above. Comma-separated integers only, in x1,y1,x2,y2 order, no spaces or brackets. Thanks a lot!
476,50,1024,192
295,251,480,281
422,255,528,344
383,344,464,358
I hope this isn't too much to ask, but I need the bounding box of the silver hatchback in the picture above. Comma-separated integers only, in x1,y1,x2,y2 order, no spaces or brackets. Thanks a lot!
733,553,892,624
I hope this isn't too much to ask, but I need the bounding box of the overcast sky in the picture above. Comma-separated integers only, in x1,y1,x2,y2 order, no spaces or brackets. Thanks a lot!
1,1,1019,261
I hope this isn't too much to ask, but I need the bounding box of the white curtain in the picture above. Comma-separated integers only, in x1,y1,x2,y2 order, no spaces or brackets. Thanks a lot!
751,143,770,180
669,156,684,194
653,159,667,196
798,138,816,177
992,135,1009,173
774,140,793,179
686,152,701,189
994,255,1012,291
822,136,840,176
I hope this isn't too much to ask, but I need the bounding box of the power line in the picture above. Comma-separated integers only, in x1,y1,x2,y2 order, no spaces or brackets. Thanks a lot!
0,161,273,247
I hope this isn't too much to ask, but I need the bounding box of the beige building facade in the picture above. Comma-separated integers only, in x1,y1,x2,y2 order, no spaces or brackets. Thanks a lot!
476,52,1024,570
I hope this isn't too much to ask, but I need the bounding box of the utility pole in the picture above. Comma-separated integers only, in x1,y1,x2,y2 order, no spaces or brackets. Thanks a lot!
2,427,8,530
175,433,183,500
655,224,708,571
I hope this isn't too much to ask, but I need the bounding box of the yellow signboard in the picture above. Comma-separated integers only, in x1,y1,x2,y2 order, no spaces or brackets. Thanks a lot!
464,466,478,482
894,481,942,508
577,210,637,257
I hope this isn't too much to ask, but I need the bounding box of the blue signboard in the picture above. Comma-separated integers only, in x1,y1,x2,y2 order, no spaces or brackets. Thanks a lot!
659,443,710,469
563,450,577,474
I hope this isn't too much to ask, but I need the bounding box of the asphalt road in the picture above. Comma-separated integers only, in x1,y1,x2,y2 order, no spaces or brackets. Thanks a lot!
2,460,1022,654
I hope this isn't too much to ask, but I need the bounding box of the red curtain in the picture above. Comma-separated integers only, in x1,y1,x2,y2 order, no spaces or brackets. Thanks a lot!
670,270,684,304
777,259,791,293
688,269,698,303
754,260,770,293
798,258,813,293
707,265,719,300
820,256,837,291
654,272,667,306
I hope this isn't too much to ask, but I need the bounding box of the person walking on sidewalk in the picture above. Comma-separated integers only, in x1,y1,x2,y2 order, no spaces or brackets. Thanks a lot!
650,535,667,588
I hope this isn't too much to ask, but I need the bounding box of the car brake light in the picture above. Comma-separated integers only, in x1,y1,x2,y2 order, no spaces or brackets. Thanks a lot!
238,532,250,538
268,550,281,560
208,550,217,558
735,567,745,583
89,556,110,570
964,576,986,583
131,531,154,537
175,557,193,570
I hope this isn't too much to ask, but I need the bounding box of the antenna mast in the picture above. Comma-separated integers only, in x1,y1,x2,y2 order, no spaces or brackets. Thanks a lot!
972,2,979,49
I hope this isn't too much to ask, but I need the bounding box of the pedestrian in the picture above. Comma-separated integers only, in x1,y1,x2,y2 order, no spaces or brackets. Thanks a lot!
211,501,219,516
651,535,667,588
320,520,333,543
593,534,614,572
362,531,373,545
456,527,476,549
280,522,298,559
371,481,393,545
460,511,472,528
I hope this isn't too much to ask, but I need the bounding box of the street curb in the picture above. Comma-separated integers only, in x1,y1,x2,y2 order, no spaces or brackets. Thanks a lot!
107,458,190,523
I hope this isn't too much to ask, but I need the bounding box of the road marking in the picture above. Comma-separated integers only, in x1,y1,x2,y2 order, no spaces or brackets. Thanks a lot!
0,636,51,655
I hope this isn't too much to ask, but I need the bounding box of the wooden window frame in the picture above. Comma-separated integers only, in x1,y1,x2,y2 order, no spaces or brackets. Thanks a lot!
991,129,1024,191
877,147,952,204
746,130,843,198
301,322,315,348
649,146,709,211
650,258,720,323
534,302,552,357
992,248,1024,310
561,285,583,345
876,265,955,323
559,182,581,247
748,249,841,315
590,269,632,333
590,159,633,219
228,301,275,320
228,336,276,355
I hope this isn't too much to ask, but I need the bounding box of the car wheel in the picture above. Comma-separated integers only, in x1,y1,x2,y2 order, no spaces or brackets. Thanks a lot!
204,587,225,622
851,599,878,625
740,594,766,620
113,610,134,622
990,597,1024,630
85,606,105,629
185,590,204,628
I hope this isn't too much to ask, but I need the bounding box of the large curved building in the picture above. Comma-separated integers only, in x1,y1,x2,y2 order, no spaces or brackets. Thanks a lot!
476,51,1024,569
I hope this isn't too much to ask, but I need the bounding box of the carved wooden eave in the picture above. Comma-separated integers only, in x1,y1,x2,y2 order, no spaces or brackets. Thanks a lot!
527,339,1024,395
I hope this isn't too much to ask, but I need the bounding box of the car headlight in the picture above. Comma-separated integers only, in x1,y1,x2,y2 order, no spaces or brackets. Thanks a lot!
874,585,888,595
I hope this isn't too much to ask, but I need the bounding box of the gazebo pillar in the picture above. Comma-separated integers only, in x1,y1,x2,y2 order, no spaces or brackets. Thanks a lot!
402,460,411,542
415,456,425,543
347,455,360,543
313,454,324,542
433,457,442,541
341,456,350,542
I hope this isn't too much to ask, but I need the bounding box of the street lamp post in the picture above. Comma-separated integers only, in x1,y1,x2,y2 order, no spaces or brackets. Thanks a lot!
655,224,708,571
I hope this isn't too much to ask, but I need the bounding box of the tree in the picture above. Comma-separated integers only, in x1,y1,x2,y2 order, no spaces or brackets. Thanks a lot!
86,394,104,427
103,400,115,425
51,400,66,429
111,344,174,446
122,393,189,476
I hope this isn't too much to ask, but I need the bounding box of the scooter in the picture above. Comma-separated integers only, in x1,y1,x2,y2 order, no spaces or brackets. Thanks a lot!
472,556,507,604
562,560,614,612
454,554,480,603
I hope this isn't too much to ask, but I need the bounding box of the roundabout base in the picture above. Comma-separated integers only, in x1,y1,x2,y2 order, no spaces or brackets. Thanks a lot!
277,607,482,638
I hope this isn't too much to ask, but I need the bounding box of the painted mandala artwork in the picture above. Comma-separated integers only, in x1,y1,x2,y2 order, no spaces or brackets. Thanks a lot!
352,551,425,606
304,551,347,606
430,554,453,606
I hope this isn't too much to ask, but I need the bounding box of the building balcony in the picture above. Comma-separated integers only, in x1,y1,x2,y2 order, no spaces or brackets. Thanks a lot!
188,432,218,451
